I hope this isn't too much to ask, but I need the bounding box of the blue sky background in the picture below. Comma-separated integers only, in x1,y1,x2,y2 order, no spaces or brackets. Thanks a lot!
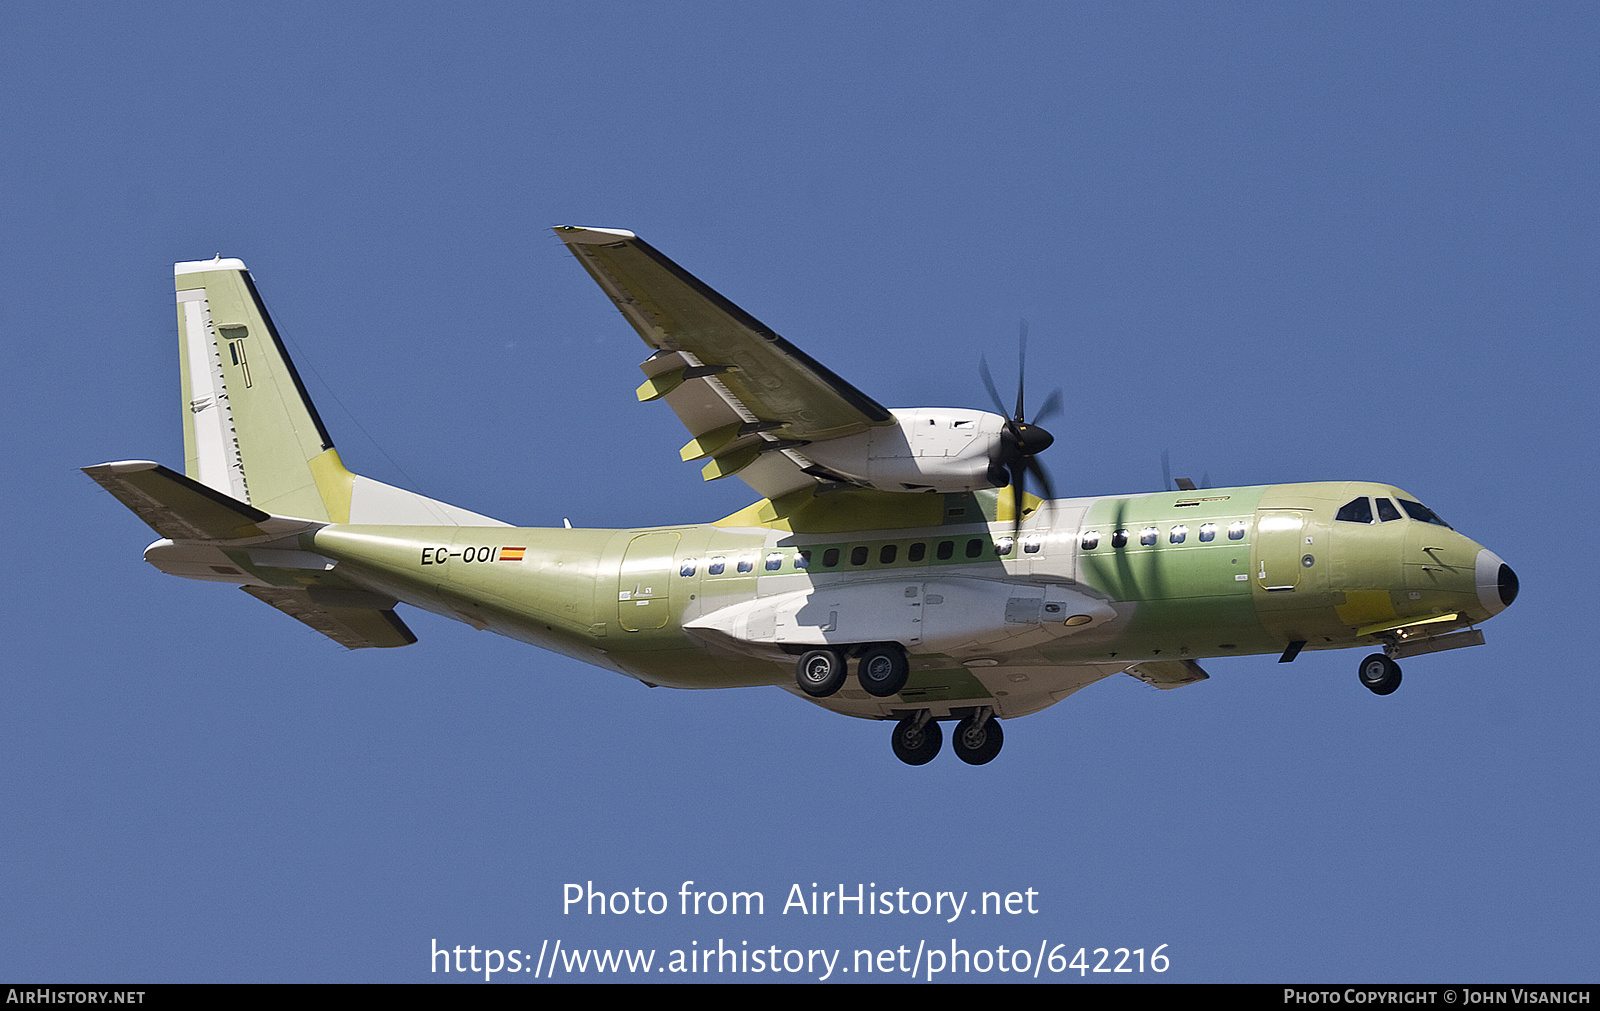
3,3,1594,983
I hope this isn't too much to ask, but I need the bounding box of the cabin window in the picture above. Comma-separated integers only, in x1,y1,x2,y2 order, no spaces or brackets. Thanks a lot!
965,538,984,558
822,548,840,567
1399,498,1452,528
1081,531,1099,550
1227,522,1246,540
764,552,783,571
1376,498,1402,522
1170,525,1188,544
1198,523,1216,542
679,559,697,576
908,542,927,562
737,557,754,573
1336,497,1374,524
708,556,726,575
795,550,811,569
1112,530,1129,548
936,540,955,560
1023,536,1041,554
851,546,869,566
1140,527,1158,546
995,536,1015,556
879,544,898,564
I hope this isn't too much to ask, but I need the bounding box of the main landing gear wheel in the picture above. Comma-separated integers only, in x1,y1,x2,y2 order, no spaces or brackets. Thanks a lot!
952,711,1004,765
857,643,910,698
795,649,847,698
891,715,942,766
1358,653,1403,696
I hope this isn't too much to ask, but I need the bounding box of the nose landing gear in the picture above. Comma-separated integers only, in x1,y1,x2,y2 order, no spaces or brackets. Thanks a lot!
889,707,1004,766
1358,653,1403,695
890,713,942,765
952,708,1004,765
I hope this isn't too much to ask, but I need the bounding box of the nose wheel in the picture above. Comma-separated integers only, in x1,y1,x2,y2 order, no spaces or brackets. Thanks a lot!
890,709,1004,765
1358,653,1403,695
952,709,1004,765
890,714,942,765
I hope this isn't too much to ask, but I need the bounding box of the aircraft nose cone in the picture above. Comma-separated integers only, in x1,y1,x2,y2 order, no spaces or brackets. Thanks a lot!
1475,549,1518,615
1497,562,1519,608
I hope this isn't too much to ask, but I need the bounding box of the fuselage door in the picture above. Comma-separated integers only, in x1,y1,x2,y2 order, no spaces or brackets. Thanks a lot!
618,532,680,631
1255,511,1305,591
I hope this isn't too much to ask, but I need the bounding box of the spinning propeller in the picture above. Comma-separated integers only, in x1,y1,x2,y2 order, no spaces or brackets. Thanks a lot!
979,321,1062,538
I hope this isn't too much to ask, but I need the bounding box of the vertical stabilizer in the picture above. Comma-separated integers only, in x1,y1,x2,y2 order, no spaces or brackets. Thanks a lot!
175,258,340,521
171,258,506,527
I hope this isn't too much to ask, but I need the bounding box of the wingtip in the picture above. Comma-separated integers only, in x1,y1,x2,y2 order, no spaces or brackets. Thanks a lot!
83,460,162,476
553,225,638,245
175,256,248,276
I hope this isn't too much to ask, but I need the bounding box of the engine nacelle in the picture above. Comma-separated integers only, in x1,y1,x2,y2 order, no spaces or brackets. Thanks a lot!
799,408,1009,492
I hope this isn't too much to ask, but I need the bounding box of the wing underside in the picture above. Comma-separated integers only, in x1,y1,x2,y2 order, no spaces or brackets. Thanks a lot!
555,226,895,500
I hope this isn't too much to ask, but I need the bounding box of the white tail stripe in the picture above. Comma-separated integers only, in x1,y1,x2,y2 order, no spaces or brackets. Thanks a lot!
177,289,249,501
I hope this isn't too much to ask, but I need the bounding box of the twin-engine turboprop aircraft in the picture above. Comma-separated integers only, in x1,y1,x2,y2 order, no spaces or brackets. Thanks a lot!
86,227,1519,766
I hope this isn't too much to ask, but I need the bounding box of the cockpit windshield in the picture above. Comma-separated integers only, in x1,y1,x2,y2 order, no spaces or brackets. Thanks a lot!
1398,498,1452,528
1335,497,1374,523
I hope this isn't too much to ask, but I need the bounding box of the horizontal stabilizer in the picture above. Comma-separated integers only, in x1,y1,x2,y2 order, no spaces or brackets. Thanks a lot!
84,461,277,541
241,586,417,649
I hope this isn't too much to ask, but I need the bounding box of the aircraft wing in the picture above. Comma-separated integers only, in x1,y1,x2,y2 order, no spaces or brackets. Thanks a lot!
555,226,895,500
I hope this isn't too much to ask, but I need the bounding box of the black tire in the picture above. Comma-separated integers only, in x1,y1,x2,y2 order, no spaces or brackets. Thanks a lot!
857,643,910,697
1358,653,1403,696
952,714,1004,765
796,649,847,698
891,716,942,766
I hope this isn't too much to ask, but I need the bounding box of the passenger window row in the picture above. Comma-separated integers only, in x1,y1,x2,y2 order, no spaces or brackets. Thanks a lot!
1080,520,1246,551
680,532,1045,577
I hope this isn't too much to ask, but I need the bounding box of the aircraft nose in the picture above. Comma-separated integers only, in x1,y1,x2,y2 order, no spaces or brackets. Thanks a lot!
1475,549,1519,615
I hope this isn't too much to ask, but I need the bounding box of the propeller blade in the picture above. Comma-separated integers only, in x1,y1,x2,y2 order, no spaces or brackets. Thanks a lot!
1014,319,1029,421
1011,452,1027,541
979,356,1008,417
1026,455,1055,504
1161,449,1173,492
1032,388,1063,426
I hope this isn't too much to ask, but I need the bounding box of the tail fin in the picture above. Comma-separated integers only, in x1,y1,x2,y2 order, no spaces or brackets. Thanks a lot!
173,258,505,526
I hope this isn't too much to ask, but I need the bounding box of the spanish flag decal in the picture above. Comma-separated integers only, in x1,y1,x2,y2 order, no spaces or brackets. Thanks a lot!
500,546,526,562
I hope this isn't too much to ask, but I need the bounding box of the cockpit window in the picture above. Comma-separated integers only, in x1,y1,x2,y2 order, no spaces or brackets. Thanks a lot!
1399,499,1452,528
1375,498,1402,522
1336,497,1374,524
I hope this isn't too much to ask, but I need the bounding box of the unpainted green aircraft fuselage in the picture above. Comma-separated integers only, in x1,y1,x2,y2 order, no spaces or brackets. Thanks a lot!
84,233,1518,765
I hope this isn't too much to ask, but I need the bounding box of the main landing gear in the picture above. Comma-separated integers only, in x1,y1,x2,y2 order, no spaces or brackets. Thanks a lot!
793,643,910,699
889,707,1004,766
1358,653,1403,695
